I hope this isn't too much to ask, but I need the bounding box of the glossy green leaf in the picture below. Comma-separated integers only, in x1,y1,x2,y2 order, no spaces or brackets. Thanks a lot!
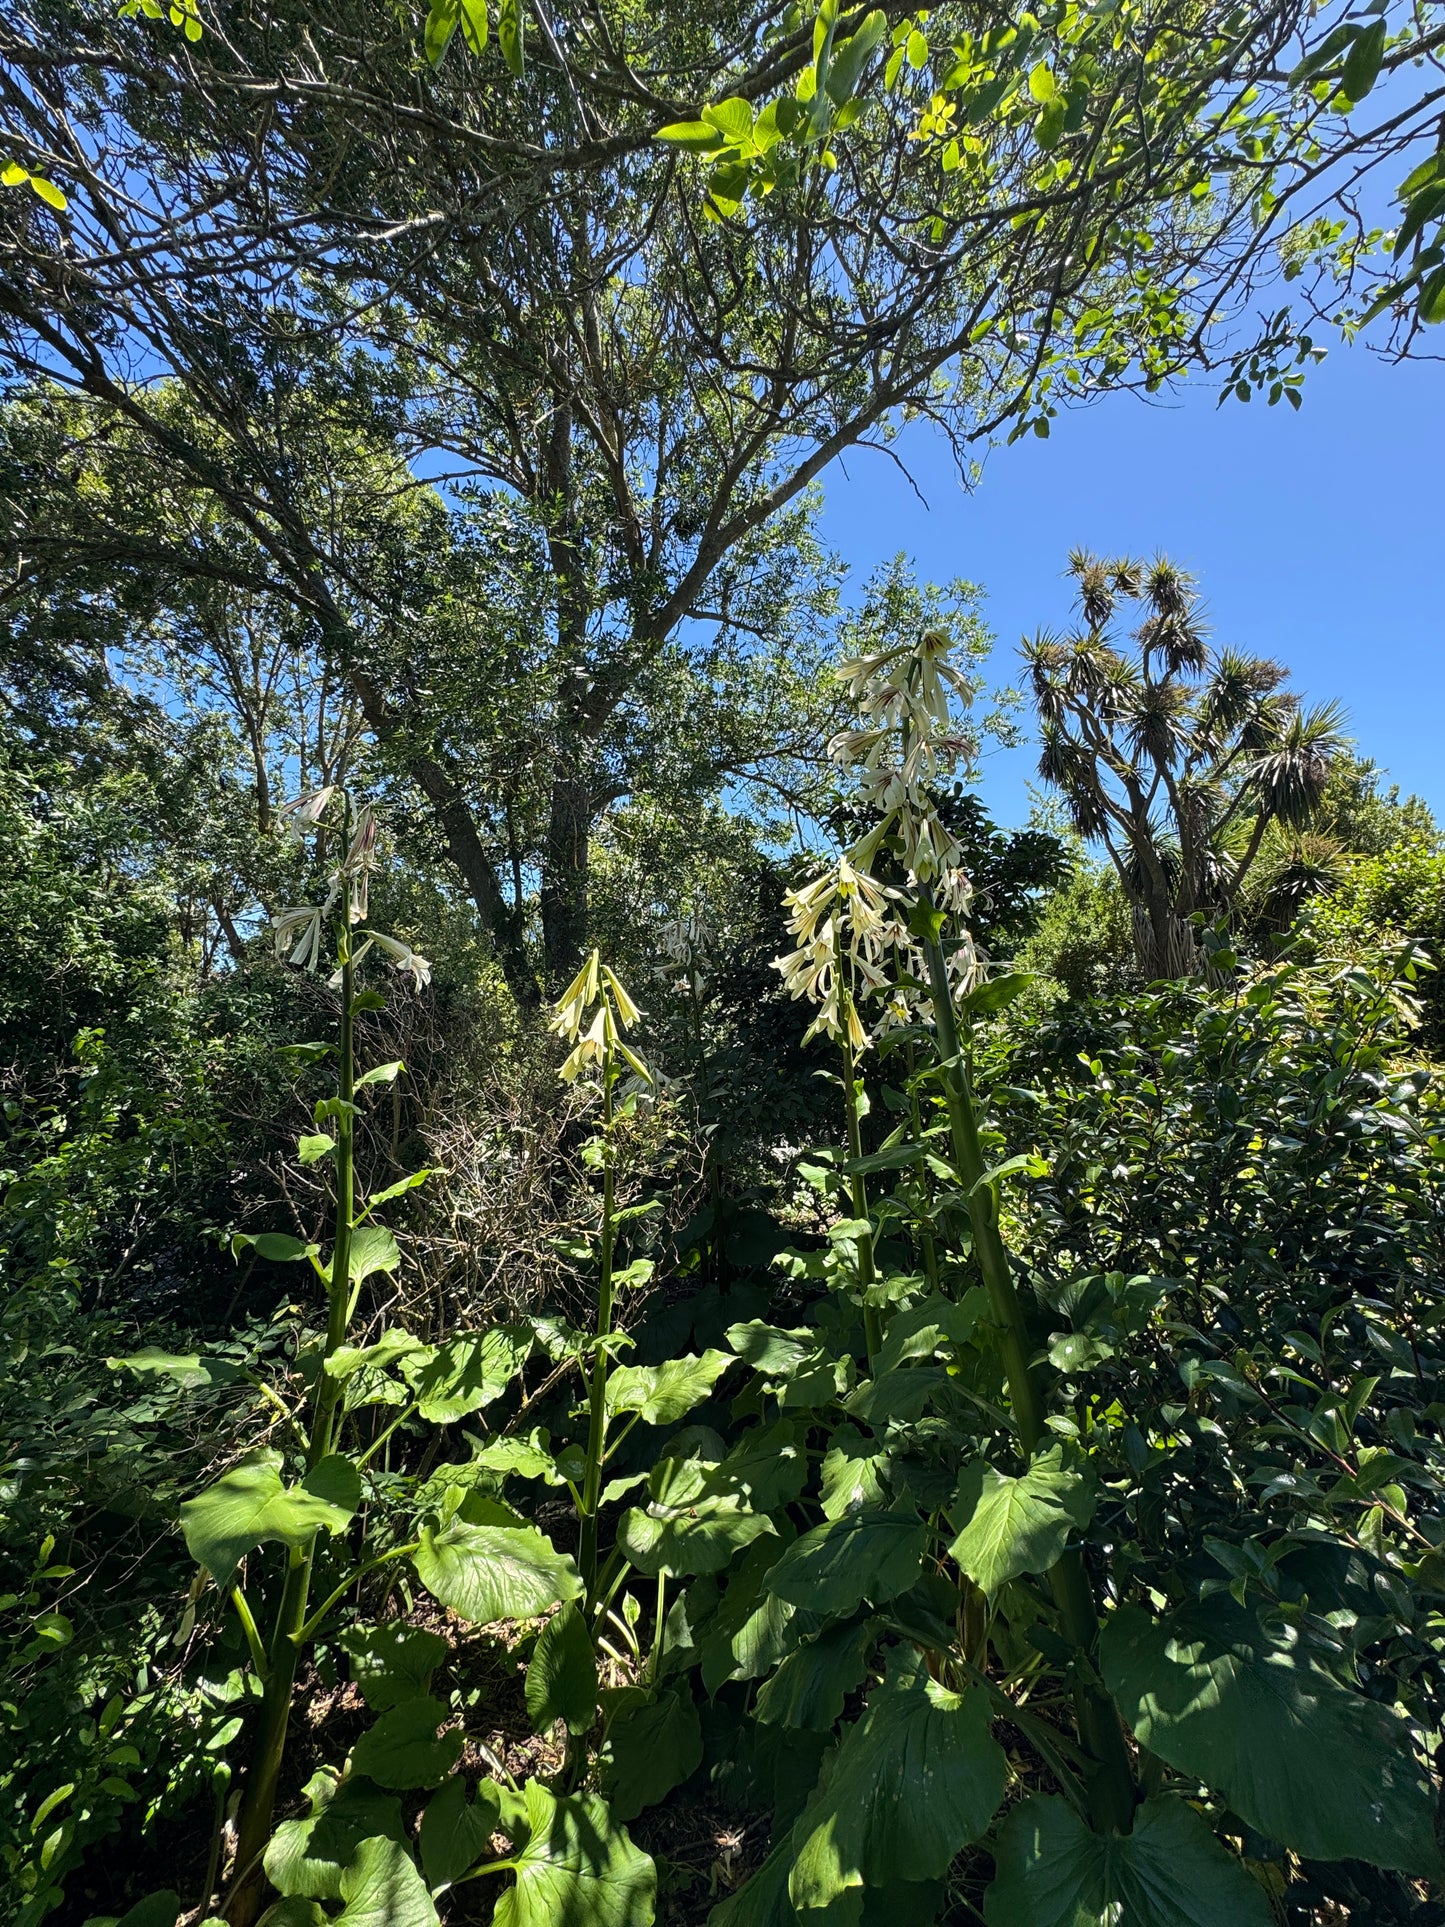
264,1773,405,1900
755,1618,875,1731
1100,1599,1439,1872
765,1507,925,1614
402,1325,533,1422
700,1534,809,1693
526,1602,597,1736
874,1292,984,1372
326,1330,429,1382
334,1835,439,1927
180,1450,359,1579
108,1347,242,1388
412,1518,581,1624
339,1622,449,1710
604,1350,732,1425
1341,19,1386,102
824,10,887,106
948,1446,1094,1597
109,1894,180,1927
619,1454,777,1577
984,1794,1274,1926
656,120,728,152
789,1654,1006,1910
419,1775,499,1890
355,1059,403,1088
493,1783,655,1927
341,1226,402,1286
600,1687,703,1820
713,1420,809,1512
423,0,459,65
232,1230,317,1263
496,0,522,75
819,1425,889,1519
259,1899,328,1927
846,1363,951,1428
348,1696,463,1790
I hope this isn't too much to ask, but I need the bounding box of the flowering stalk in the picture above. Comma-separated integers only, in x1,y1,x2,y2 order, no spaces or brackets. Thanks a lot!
226,936,355,1925
549,952,650,1602
781,631,1137,1837
224,793,430,1922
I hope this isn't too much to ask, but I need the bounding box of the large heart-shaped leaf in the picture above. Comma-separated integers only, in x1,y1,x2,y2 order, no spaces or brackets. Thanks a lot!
765,1507,925,1615
619,1455,777,1577
726,1321,851,1407
109,1893,181,1927
264,1773,405,1900
339,1622,449,1711
947,1445,1094,1597
788,1653,1006,1912
713,1421,809,1513
600,1688,703,1821
413,1518,581,1624
348,1696,463,1790
420,1775,500,1890
258,1899,327,1927
1100,1598,1439,1873
755,1618,875,1732
326,1330,429,1382
180,1450,360,1580
700,1535,810,1694
526,1602,597,1736
984,1794,1275,1925
493,1783,655,1927
604,1351,733,1425
819,1426,890,1520
337,1225,402,1287
334,1835,439,1927
402,1326,534,1423
846,1364,953,1429
875,1292,985,1372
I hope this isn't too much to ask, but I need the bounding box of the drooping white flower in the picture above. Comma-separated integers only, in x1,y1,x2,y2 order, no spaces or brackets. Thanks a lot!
273,904,324,970
774,622,986,1044
356,928,433,991
278,786,337,836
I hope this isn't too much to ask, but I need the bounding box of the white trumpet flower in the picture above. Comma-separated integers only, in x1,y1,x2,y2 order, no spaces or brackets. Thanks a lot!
774,622,986,1046
353,929,433,990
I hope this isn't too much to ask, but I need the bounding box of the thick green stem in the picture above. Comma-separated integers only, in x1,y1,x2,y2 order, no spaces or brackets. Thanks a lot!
919,914,1135,1835
225,942,358,1922
838,968,883,1364
578,1062,617,1600
906,1040,942,1293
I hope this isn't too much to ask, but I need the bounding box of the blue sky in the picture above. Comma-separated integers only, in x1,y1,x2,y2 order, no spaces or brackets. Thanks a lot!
817,339,1443,833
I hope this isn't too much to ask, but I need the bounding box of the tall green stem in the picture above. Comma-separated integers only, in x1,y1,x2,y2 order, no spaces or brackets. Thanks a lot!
918,909,1135,1835
225,940,357,1923
836,928,883,1364
578,1059,617,1601
905,1039,942,1293
841,1024,883,1365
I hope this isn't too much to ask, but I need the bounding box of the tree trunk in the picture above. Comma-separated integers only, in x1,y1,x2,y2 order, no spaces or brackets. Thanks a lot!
1132,896,1197,980
541,759,590,991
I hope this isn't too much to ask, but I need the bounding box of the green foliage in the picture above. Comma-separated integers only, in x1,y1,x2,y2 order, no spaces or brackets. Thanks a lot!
985,1795,1276,1927
1306,834,1445,1050
2,559,1441,1927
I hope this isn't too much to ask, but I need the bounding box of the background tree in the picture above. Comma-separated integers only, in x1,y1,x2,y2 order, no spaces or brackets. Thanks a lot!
1026,551,1348,978
7,0,1445,987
